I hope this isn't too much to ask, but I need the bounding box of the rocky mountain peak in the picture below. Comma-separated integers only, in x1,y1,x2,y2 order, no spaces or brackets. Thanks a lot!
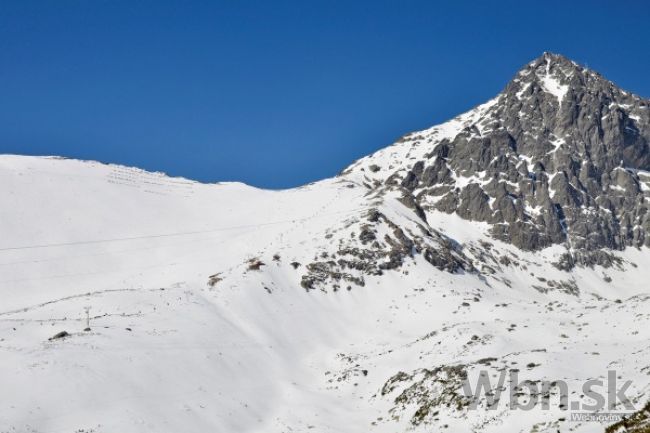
344,54,650,267
512,51,590,91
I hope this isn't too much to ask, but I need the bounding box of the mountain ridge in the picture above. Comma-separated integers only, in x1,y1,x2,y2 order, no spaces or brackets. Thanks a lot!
343,52,650,266
0,54,649,433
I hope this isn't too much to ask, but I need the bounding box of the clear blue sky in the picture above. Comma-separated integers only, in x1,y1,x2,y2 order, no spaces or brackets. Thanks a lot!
2,1,649,188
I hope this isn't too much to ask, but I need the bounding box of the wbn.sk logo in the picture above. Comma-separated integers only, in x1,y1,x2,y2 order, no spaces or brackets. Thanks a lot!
462,370,635,413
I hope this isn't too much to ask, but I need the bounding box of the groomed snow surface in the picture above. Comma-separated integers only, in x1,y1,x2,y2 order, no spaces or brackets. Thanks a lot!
0,155,648,433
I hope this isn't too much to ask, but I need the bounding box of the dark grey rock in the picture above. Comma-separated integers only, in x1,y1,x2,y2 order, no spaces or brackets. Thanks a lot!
357,53,650,257
48,331,70,341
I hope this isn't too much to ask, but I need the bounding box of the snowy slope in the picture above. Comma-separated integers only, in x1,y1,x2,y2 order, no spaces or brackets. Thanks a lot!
0,154,648,433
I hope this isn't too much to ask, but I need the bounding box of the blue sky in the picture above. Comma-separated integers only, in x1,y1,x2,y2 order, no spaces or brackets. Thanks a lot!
1,1,649,188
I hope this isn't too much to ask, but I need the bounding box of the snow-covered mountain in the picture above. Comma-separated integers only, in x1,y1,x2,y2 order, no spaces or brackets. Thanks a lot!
1,53,649,433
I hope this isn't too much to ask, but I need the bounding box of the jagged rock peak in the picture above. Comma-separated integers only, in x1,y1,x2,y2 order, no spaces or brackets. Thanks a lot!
518,51,590,80
344,53,650,262
505,52,646,110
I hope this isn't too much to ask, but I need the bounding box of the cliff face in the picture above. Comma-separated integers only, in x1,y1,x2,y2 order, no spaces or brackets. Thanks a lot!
346,53,650,264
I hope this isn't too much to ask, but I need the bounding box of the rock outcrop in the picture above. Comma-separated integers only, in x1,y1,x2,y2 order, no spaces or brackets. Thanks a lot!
345,53,650,265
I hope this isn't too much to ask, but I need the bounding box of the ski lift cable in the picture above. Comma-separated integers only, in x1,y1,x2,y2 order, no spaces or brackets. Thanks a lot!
0,206,370,252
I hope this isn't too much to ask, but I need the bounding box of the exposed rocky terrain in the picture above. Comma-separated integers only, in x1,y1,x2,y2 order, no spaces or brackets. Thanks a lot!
345,53,650,265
